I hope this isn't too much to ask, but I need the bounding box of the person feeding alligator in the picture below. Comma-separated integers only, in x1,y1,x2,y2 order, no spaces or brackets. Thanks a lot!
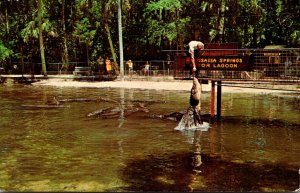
173,40,207,132
188,40,204,78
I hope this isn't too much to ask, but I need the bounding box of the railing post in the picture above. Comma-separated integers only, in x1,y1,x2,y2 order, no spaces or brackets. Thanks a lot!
217,81,222,120
163,60,165,77
210,80,215,120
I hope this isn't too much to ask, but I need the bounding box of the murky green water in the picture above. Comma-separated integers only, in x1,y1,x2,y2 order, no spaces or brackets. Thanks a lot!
0,83,299,191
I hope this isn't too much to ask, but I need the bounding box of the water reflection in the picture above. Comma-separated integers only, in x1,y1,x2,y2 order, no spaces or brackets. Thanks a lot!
0,84,299,191
119,88,125,128
121,150,299,191
190,130,202,171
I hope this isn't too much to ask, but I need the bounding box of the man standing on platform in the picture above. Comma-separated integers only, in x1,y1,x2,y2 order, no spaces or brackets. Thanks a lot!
188,41,204,77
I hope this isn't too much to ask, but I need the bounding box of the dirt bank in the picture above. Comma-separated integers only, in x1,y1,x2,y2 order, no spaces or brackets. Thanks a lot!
32,77,299,95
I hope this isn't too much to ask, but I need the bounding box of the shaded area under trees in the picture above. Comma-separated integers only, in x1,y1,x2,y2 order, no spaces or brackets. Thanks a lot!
0,0,299,75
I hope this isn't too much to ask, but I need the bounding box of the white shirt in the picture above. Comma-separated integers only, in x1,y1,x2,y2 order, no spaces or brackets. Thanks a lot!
188,41,204,58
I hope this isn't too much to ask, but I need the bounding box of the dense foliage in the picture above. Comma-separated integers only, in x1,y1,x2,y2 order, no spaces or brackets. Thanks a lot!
0,0,299,74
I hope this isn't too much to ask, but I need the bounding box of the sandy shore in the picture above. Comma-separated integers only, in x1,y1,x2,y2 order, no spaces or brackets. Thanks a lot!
32,77,299,94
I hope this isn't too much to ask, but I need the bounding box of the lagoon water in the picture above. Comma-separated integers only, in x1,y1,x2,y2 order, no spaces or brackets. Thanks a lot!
0,83,299,191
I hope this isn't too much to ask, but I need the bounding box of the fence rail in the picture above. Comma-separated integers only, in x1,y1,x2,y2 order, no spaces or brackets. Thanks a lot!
174,48,300,83
1,48,300,83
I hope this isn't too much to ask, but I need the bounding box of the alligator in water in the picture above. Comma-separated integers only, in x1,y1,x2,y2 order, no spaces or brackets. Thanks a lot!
87,103,150,119
21,78,205,124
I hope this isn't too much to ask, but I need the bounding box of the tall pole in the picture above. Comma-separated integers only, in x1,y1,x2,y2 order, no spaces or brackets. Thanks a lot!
118,0,124,81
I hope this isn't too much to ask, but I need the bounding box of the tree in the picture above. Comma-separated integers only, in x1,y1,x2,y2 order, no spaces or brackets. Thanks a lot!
1,0,299,76
0,43,12,62
102,0,119,73
20,0,51,76
60,0,70,71
0,0,13,63
37,0,47,76
73,18,96,66
144,0,191,51
0,0,27,69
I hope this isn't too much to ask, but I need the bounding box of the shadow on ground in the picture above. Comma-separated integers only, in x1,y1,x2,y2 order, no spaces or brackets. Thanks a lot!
120,152,299,192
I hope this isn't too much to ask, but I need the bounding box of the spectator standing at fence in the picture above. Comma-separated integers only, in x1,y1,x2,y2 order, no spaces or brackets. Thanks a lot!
188,41,204,76
97,55,104,74
126,60,133,77
144,61,150,76
105,58,112,75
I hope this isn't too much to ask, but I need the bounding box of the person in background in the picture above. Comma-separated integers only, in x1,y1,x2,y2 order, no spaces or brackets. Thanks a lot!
188,41,204,77
126,60,133,78
105,58,112,75
144,61,150,76
97,55,104,74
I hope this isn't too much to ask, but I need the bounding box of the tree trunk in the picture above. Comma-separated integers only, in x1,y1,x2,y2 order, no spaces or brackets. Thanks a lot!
244,22,248,47
214,0,226,43
86,43,89,66
219,0,226,42
103,1,119,74
105,23,119,73
61,0,69,72
20,46,24,77
38,0,47,76
5,4,9,34
178,34,184,53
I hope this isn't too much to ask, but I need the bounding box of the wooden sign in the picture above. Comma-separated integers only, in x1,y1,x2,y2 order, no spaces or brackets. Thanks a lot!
196,56,251,71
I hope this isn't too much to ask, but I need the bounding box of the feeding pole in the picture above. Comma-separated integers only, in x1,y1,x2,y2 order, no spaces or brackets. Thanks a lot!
118,0,124,81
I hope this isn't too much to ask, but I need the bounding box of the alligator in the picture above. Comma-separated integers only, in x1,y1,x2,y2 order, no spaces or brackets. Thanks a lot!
149,77,204,129
87,103,149,119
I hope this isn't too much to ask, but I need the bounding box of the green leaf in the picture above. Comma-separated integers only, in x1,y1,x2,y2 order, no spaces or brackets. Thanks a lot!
0,43,13,61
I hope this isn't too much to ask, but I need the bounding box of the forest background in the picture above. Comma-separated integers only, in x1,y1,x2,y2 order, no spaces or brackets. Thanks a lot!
0,0,299,76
